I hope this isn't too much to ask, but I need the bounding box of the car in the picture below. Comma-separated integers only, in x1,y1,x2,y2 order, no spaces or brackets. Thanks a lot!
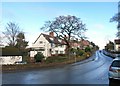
15,61,27,64
108,57,120,83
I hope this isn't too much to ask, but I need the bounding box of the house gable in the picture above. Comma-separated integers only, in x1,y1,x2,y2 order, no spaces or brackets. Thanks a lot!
30,32,67,57
32,34,50,48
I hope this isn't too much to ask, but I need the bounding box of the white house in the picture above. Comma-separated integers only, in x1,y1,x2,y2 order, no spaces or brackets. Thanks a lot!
30,32,67,57
114,39,120,51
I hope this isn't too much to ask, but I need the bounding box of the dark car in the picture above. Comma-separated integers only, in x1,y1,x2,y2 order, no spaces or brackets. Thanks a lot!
15,61,27,64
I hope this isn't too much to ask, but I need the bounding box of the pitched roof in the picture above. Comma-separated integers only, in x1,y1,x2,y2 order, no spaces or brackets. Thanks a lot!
33,33,66,45
42,33,66,45
80,39,90,46
115,39,120,44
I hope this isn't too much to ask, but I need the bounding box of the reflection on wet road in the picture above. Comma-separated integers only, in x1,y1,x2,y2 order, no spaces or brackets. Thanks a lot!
2,51,113,84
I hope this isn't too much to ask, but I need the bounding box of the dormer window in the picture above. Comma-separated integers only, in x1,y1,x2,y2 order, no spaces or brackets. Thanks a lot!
50,38,54,41
58,39,62,42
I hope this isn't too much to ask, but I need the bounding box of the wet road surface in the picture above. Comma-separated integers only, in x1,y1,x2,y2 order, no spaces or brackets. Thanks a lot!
2,51,113,84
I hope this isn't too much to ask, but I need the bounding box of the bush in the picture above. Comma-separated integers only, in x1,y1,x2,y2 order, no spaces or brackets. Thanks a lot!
2,46,22,56
34,52,44,62
85,46,91,52
70,48,86,56
70,48,77,55
76,49,85,56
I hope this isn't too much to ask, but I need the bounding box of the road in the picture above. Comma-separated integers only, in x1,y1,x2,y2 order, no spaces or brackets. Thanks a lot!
2,50,113,84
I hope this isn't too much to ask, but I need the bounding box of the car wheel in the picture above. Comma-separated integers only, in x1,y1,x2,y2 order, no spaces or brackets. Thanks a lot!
109,78,113,85
109,78,120,86
109,78,112,82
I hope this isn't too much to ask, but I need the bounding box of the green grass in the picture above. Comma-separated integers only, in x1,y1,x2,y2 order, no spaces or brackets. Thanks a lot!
2,52,94,72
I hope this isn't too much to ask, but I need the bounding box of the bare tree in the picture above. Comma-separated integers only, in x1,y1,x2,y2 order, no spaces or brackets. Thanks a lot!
3,22,20,46
110,12,120,38
0,22,3,45
110,2,120,38
41,15,87,57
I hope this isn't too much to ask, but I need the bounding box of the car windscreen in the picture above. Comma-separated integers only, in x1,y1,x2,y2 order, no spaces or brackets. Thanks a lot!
111,60,120,67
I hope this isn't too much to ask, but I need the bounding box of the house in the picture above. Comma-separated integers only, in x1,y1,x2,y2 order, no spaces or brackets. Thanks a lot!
114,39,120,51
30,32,67,58
79,39,90,49
30,32,91,58
70,39,90,49
70,40,80,49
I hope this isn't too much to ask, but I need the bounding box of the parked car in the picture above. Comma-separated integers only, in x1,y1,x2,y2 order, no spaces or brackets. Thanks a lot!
15,61,27,64
108,57,120,83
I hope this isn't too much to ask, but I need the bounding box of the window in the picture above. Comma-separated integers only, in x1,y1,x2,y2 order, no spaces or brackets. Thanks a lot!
50,38,54,42
55,50,58,54
39,49,45,51
51,51,54,54
58,39,61,42
111,60,120,67
118,46,120,51
39,41,43,44
55,44,58,47
51,43,54,47
60,51,63,54
60,45,64,47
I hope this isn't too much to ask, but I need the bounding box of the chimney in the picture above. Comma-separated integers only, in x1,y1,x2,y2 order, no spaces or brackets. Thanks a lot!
49,32,54,37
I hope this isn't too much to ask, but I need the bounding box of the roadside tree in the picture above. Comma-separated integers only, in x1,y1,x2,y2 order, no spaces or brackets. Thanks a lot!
41,15,87,58
3,22,20,46
110,2,120,38
15,32,28,55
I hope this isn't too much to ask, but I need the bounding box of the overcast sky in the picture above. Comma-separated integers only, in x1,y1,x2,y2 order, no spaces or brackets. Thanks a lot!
1,1,119,49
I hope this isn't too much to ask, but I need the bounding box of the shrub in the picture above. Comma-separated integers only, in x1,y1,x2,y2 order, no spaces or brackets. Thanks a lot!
70,48,77,55
70,48,85,56
34,52,45,62
76,49,85,56
2,46,22,56
85,46,91,52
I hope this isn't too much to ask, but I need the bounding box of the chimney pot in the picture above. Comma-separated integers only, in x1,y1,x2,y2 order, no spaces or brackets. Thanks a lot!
49,32,54,37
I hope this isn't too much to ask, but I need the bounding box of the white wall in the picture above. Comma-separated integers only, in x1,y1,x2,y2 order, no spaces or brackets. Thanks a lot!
31,34,51,57
51,45,66,54
30,51,37,57
30,34,67,57
115,44,120,51
0,56,22,65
